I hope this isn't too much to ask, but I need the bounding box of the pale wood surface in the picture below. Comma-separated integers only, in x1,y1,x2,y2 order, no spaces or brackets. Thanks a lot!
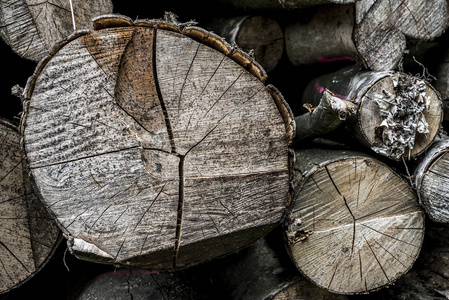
22,17,293,269
0,0,113,61
0,120,60,294
414,136,449,223
354,0,448,71
286,149,424,294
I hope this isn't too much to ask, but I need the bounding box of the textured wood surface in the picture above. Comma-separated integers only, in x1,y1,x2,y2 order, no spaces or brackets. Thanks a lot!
206,16,284,72
285,4,356,66
21,16,293,269
414,136,449,223
302,67,443,160
0,120,60,294
354,0,448,71
286,149,424,294
0,0,113,61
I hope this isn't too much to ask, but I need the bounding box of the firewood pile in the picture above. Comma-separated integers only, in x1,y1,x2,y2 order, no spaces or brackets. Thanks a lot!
1,0,449,299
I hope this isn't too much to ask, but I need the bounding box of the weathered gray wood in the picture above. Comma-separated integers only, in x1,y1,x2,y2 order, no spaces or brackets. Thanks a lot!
73,269,206,300
285,148,424,294
414,136,449,223
0,119,61,294
21,15,294,270
301,67,443,160
285,4,357,66
284,1,448,70
353,0,448,71
0,0,113,61
206,16,284,72
294,90,357,140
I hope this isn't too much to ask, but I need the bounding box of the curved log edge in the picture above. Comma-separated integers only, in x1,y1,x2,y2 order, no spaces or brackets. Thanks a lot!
19,14,294,270
285,149,424,295
0,119,61,294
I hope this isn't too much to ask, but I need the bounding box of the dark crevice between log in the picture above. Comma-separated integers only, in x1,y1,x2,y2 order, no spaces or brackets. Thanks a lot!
173,155,185,269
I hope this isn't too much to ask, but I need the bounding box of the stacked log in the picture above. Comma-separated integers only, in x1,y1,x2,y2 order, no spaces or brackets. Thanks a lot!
1,0,449,298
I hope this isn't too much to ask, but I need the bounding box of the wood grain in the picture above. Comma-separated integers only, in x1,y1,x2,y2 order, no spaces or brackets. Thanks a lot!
286,149,424,294
22,17,293,269
0,120,60,294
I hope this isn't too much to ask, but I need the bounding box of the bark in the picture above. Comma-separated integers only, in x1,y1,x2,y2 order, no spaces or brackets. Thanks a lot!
210,237,349,300
21,15,294,270
206,16,284,72
414,135,449,223
285,4,357,66
0,119,61,294
284,1,448,71
294,90,357,140
301,66,443,160
353,0,448,71
0,0,113,62
285,148,424,295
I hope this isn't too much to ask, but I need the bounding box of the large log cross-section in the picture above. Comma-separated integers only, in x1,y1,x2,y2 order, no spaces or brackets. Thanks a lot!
21,15,294,270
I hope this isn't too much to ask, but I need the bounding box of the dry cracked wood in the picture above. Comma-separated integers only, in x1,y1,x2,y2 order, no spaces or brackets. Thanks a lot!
206,16,284,72
21,15,294,270
0,119,61,294
0,0,113,61
300,67,443,160
414,136,449,223
285,149,424,295
284,1,448,70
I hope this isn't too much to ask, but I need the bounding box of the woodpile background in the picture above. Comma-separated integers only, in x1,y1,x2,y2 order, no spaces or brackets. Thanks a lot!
2,0,449,299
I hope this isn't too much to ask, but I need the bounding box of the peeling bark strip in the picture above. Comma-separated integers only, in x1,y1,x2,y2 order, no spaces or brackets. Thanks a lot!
301,67,443,160
205,16,284,72
21,15,294,270
414,136,449,223
0,120,61,294
286,149,424,295
0,0,113,62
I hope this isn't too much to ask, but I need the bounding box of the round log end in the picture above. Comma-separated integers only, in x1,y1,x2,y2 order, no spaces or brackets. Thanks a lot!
286,150,424,294
0,120,61,294
357,73,443,160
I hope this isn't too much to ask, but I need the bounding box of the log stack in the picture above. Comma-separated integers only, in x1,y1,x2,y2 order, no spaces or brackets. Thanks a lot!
1,0,449,299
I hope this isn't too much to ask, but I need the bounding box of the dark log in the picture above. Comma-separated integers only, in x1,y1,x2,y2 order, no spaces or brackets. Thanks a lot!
414,136,449,223
285,148,424,294
0,0,113,61
218,0,355,11
206,16,284,72
0,119,61,294
299,67,443,160
73,269,206,300
21,15,294,270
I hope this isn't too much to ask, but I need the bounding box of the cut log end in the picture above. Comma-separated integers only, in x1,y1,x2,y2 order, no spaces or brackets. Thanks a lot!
22,18,292,270
0,120,61,294
286,149,424,295
358,73,442,160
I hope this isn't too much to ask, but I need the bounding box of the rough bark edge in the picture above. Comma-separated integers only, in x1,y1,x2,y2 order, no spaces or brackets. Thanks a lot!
414,137,449,222
267,84,295,209
0,118,63,294
287,151,425,295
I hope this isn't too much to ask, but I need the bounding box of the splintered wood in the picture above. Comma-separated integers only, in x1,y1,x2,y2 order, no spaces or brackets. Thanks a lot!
0,120,60,294
286,149,424,294
21,16,293,269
